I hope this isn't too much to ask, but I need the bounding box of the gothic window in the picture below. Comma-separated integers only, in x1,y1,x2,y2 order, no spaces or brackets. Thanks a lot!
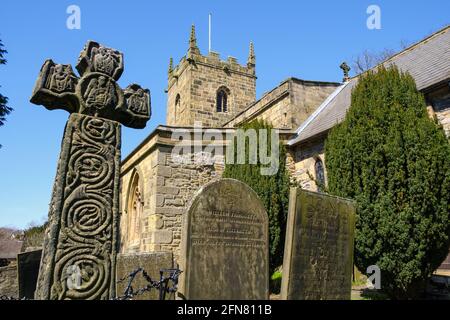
127,172,143,247
216,87,229,112
315,158,325,192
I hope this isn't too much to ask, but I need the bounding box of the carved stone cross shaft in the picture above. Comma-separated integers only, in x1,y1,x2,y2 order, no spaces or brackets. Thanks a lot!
30,41,151,300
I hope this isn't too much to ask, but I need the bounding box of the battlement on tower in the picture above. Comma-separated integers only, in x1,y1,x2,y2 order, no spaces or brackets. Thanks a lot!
166,25,257,127
168,51,256,91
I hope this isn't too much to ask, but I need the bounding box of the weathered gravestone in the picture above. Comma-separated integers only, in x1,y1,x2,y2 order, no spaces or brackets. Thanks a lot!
17,249,42,299
179,178,269,300
281,188,355,300
30,41,151,300
116,252,173,300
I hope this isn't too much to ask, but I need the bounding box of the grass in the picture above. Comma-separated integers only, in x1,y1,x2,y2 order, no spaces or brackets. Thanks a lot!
270,269,282,294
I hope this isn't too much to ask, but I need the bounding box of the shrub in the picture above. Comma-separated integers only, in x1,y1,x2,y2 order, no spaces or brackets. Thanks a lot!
325,66,450,299
223,120,290,273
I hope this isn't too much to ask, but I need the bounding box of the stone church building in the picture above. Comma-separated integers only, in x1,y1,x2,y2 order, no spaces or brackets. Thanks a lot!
119,25,450,269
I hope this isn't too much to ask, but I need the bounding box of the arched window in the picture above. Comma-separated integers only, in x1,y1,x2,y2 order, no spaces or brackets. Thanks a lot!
174,94,180,121
315,158,325,192
127,172,143,247
216,87,229,112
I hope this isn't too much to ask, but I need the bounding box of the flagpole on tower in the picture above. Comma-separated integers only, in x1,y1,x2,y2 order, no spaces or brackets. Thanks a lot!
208,13,212,53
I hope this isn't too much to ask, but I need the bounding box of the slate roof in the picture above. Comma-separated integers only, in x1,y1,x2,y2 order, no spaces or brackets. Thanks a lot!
288,26,450,146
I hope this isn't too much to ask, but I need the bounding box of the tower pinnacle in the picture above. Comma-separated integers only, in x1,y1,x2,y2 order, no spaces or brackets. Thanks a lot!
247,41,256,74
188,24,200,56
247,42,255,65
168,57,173,76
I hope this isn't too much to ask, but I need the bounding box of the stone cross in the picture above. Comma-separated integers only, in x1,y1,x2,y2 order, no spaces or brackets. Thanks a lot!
30,41,151,300
340,62,351,82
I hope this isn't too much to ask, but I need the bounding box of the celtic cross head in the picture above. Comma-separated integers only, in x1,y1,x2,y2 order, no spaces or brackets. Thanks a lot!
30,41,151,129
339,62,351,82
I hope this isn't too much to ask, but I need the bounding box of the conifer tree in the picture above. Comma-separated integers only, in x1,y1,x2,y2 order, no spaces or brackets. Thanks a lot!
0,39,12,127
0,38,12,148
223,120,290,273
325,66,450,299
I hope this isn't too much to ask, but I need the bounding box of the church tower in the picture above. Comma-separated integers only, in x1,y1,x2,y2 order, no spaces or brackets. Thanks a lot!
166,25,257,127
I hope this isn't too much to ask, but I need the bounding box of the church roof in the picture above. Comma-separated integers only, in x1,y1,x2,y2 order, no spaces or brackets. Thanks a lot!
222,77,340,128
288,25,450,146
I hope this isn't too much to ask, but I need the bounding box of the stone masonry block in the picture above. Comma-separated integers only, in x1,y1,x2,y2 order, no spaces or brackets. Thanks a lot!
159,186,179,195
151,230,173,244
156,176,165,186
156,194,164,207
155,207,184,216
159,166,172,178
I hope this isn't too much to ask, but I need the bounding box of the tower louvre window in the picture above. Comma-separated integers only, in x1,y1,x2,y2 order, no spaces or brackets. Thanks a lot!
216,87,229,112
175,94,180,120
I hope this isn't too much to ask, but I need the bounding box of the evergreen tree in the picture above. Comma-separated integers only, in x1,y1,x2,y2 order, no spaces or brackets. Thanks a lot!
223,120,290,273
325,66,450,299
0,38,12,147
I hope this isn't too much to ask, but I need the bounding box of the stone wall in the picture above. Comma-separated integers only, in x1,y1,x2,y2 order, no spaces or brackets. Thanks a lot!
223,78,339,129
289,80,340,129
154,148,224,262
166,60,191,126
120,132,159,254
0,263,18,298
167,51,256,128
427,85,450,138
288,135,327,192
120,126,232,264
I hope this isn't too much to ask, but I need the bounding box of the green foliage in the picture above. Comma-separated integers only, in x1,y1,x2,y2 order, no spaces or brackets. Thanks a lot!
22,222,48,249
270,269,283,294
271,269,282,281
0,38,13,147
0,39,7,65
223,120,290,273
325,66,450,299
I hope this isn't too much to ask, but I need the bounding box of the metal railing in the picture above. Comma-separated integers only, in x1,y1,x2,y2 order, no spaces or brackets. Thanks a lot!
114,267,182,300
1,267,182,301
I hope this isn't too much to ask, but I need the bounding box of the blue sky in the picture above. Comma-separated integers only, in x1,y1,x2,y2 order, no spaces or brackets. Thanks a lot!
0,0,448,228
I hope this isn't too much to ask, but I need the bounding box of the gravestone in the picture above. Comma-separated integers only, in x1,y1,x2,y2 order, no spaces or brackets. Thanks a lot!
179,178,269,300
116,252,173,300
17,249,42,299
30,41,151,300
281,188,355,300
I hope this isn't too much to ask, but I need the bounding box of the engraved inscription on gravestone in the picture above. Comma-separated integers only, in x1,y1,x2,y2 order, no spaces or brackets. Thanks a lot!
179,179,269,300
281,188,355,300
